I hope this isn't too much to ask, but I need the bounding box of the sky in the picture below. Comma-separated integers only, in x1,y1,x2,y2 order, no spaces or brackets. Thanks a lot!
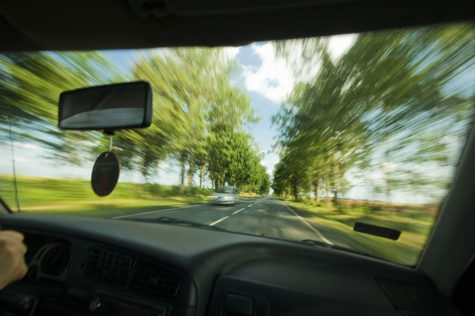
232,38,356,176
2,34,457,203
1,36,356,182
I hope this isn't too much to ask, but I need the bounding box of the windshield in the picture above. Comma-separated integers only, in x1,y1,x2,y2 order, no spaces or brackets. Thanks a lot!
1,23,473,266
216,186,237,194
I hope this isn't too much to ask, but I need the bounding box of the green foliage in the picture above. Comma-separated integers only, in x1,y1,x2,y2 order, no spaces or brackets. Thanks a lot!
272,24,474,203
0,52,121,164
0,48,269,194
206,128,269,192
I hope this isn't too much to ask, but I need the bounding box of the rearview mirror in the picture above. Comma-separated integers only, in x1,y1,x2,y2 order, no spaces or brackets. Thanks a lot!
58,81,152,131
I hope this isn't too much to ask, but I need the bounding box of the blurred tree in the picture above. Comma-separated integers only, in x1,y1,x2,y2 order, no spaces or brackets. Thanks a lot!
131,47,262,189
272,24,474,203
0,48,269,194
0,52,124,164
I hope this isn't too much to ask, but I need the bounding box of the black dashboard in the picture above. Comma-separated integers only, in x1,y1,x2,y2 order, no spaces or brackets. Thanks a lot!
20,234,193,316
0,214,458,316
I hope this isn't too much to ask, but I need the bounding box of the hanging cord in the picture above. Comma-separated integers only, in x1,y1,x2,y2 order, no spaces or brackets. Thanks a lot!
8,116,20,212
109,134,113,152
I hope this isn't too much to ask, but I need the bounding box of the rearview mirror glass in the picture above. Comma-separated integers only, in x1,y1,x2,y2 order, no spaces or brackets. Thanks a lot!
58,81,152,131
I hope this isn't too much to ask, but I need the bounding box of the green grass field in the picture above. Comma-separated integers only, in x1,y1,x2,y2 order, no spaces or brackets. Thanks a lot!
0,175,210,217
0,175,438,265
283,198,439,265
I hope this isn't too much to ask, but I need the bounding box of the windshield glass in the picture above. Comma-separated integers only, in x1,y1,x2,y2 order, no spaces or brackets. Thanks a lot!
1,23,473,265
216,186,237,194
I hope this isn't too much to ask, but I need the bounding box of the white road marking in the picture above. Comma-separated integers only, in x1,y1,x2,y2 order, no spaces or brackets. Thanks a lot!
282,202,334,245
233,208,246,215
247,198,265,208
209,216,229,226
211,199,262,226
114,204,203,219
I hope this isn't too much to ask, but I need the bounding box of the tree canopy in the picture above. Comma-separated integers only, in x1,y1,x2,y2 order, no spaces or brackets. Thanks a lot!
0,48,270,194
272,24,474,203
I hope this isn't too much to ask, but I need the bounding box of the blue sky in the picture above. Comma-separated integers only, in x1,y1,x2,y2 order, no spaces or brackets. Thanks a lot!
2,38,356,180
2,33,471,205
9,35,440,201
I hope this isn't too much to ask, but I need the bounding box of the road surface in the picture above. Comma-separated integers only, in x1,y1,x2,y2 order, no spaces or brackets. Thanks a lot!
114,196,360,250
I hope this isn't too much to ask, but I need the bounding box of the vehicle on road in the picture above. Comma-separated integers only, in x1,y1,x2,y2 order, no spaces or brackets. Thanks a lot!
208,186,239,205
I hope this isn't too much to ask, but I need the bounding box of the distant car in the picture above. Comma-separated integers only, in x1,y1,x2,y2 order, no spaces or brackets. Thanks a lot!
209,186,239,205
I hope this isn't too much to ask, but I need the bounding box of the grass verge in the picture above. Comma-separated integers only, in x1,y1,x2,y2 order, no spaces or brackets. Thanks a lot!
0,175,209,217
283,198,437,266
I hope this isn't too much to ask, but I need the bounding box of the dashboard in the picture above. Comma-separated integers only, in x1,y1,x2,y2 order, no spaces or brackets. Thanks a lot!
5,231,194,316
0,214,458,316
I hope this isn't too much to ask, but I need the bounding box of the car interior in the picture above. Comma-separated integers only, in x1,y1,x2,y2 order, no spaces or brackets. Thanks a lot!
0,0,474,315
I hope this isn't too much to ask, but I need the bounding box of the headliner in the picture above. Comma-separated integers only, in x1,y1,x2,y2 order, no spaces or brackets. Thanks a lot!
0,0,474,52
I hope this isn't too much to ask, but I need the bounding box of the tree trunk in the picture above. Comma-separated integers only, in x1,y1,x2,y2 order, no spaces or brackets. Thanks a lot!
324,171,330,206
179,153,186,193
332,153,340,207
292,180,298,200
199,165,205,188
314,180,319,202
187,163,194,187
307,180,312,200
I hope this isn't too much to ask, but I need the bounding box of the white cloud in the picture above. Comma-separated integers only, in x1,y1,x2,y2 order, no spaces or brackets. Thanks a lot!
13,156,28,162
222,47,240,61
382,161,398,172
328,35,357,62
240,35,357,103
147,48,170,59
242,43,295,102
260,152,280,176
12,142,42,151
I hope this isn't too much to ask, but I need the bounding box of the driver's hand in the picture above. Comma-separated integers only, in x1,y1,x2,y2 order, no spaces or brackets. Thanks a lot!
0,230,28,290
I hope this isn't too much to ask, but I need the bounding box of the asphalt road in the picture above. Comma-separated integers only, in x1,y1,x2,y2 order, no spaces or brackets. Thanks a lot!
114,196,360,249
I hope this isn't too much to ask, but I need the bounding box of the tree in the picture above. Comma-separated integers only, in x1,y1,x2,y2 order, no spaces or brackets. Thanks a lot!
0,52,125,164
272,24,474,204
1,47,270,194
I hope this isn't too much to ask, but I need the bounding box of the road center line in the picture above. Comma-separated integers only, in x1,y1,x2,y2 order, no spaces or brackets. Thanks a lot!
114,204,203,219
233,208,245,215
209,216,229,226
282,202,334,245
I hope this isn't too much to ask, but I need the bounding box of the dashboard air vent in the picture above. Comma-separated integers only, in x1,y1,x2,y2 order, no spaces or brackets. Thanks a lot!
82,247,133,286
130,259,181,298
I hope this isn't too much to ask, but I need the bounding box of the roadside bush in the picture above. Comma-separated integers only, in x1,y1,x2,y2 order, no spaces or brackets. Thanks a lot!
184,186,213,196
302,199,315,206
146,183,162,195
